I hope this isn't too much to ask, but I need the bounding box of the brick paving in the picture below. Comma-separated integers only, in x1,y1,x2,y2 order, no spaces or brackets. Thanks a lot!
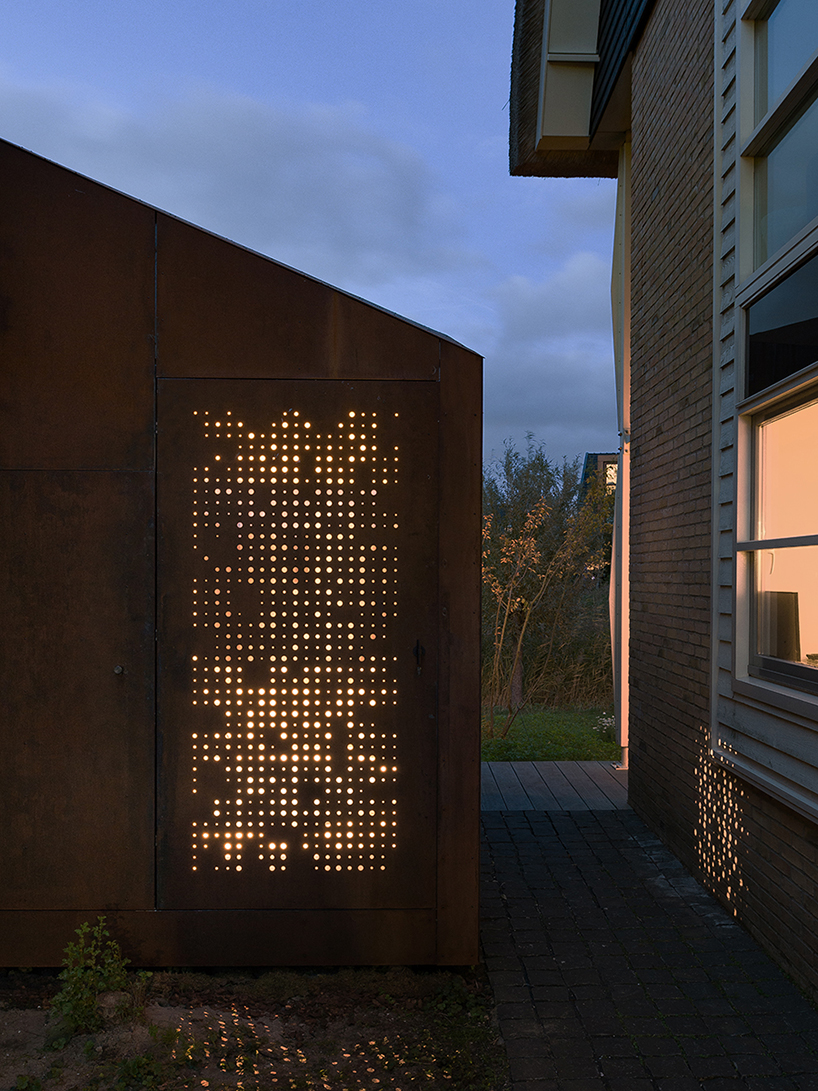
482,810,818,1090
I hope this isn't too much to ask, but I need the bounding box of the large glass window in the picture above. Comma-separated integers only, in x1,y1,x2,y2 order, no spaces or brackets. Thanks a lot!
743,396,818,690
740,1,818,694
747,250,818,395
749,0,818,266
721,1,818,813
755,0,816,118
755,89,818,263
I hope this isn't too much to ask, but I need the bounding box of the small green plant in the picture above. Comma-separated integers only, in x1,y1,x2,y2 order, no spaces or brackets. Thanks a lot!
51,916,130,1034
15,1077,43,1091
149,1021,180,1048
113,1054,166,1090
113,968,153,1024
45,1060,64,1082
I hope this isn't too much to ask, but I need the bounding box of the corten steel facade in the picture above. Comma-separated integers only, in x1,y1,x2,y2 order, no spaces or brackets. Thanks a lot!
0,139,482,967
511,0,818,997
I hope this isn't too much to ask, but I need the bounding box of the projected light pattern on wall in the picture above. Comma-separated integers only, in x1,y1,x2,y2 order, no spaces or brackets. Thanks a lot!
697,741,746,915
189,408,400,875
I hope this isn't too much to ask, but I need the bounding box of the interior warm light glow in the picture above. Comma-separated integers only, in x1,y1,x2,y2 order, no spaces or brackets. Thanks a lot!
190,407,400,875
754,399,818,668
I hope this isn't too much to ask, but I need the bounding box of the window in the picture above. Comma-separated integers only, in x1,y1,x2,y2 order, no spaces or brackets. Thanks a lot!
738,393,818,692
744,0,818,266
737,0,818,699
711,0,818,818
754,84,818,265
755,0,815,116
746,249,818,395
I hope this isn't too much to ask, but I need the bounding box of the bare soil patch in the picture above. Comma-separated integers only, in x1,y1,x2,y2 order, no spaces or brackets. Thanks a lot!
0,966,509,1090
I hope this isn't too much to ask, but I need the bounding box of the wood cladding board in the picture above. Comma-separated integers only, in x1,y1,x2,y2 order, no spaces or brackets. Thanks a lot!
481,761,629,811
592,0,657,133
435,341,482,963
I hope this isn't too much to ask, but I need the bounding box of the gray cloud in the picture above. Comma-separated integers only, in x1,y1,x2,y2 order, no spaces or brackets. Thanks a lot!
484,343,617,461
531,179,617,261
481,254,617,462
0,73,618,463
551,183,618,236
0,77,469,288
493,253,612,342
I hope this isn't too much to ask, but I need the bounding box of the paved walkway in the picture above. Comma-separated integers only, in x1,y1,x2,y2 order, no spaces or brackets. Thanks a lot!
483,761,628,812
481,766,818,1090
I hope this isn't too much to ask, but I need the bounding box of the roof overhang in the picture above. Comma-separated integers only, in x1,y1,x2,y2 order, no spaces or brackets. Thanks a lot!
510,0,654,179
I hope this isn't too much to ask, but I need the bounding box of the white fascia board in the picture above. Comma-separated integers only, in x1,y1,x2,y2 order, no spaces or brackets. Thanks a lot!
536,0,602,151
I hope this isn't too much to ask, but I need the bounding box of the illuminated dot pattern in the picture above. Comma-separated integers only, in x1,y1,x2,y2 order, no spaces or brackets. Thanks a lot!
189,408,400,874
696,744,746,914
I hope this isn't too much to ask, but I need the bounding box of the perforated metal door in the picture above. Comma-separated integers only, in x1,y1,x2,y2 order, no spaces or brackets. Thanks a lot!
156,379,439,910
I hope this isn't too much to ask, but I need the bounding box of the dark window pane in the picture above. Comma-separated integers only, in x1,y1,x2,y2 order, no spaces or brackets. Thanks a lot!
755,92,818,263
748,251,818,395
757,0,818,118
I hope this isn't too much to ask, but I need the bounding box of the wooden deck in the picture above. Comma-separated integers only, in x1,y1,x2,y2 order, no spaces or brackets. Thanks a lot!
481,760,629,811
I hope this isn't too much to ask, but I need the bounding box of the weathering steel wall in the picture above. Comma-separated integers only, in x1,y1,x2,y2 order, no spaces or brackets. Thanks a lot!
0,140,482,967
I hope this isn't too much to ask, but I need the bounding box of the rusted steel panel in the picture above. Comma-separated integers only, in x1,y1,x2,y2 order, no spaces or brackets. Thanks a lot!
0,909,437,967
156,379,439,911
330,292,442,381
155,213,441,381
0,471,155,910
156,214,334,380
0,141,481,967
0,141,155,471
435,341,482,964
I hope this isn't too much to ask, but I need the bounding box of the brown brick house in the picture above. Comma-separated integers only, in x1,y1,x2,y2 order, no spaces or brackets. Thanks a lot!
510,0,818,997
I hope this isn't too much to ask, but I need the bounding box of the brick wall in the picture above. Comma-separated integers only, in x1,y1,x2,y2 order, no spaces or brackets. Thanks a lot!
629,0,818,1000
628,0,715,859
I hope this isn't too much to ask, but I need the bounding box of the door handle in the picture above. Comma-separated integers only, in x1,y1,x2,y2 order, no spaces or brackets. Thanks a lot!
413,640,425,675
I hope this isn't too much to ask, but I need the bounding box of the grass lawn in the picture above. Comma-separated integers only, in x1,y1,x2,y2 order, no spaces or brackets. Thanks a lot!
481,706,619,762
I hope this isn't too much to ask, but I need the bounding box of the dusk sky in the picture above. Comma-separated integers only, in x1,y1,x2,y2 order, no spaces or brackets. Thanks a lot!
0,0,618,465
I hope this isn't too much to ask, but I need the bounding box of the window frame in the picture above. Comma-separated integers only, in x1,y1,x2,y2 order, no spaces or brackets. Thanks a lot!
709,0,818,824
737,383,818,694
739,0,818,272
731,0,818,709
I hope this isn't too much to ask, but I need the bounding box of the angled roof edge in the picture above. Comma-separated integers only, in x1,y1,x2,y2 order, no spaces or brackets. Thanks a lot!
0,136,476,355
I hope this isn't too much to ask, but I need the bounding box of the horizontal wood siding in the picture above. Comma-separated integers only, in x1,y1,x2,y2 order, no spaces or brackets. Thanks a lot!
630,0,818,1001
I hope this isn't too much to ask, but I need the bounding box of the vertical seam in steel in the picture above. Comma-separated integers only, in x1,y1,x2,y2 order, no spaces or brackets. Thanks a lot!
435,340,442,962
153,212,160,907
